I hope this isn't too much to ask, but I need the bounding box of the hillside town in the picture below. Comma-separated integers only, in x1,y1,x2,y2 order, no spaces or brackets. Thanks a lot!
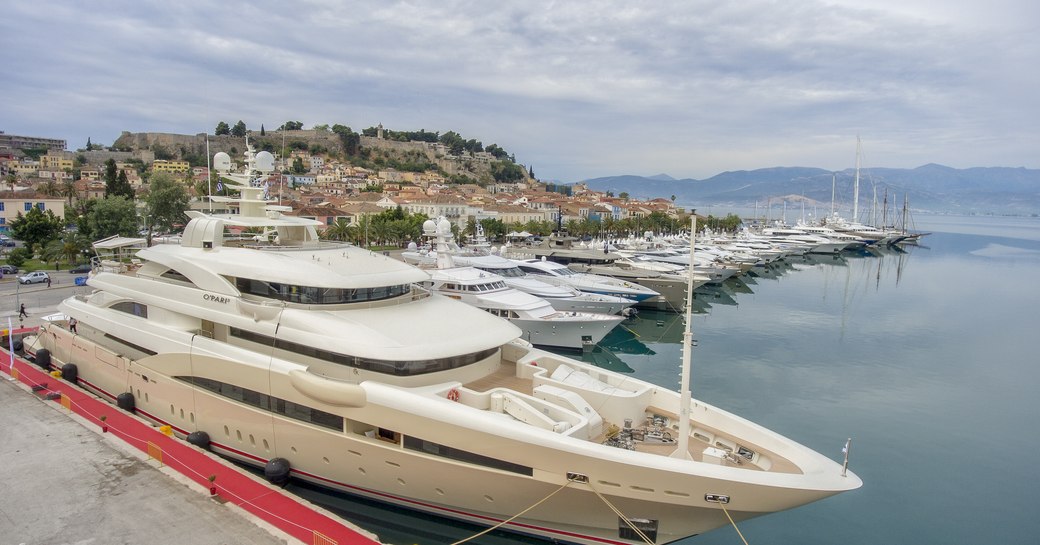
0,128,690,245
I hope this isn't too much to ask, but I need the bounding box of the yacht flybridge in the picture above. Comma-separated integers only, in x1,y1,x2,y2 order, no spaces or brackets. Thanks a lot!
22,143,860,544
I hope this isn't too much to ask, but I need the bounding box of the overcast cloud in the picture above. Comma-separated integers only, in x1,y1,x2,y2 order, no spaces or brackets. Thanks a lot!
2,0,1037,181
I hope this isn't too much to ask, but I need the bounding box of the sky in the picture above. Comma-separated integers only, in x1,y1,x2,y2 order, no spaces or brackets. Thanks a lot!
2,0,1037,182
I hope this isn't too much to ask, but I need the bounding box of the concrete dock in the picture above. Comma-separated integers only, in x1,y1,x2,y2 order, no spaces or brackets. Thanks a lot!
0,371,296,545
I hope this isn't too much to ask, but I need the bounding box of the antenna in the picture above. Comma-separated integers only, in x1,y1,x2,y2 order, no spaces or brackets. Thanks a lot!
206,136,212,212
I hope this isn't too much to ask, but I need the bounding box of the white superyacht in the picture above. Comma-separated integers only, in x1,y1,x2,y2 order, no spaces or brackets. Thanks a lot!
23,144,860,544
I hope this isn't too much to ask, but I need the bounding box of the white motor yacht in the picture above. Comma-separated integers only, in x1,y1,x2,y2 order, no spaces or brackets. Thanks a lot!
511,257,661,303
413,219,624,349
402,235,635,316
21,143,860,545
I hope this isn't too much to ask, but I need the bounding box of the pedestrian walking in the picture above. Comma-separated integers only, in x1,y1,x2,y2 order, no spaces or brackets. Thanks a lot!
46,276,52,288
69,317,77,333
18,303,28,319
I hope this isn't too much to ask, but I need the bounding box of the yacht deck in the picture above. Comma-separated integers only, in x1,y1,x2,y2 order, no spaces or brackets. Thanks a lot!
464,364,801,473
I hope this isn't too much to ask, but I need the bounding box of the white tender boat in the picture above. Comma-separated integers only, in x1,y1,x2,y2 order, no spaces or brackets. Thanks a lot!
21,143,860,545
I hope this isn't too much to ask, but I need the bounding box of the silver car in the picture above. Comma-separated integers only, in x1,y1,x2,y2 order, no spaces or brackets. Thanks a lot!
18,271,50,284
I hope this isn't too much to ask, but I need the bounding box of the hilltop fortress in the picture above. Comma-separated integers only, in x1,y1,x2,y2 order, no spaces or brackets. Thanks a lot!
113,127,508,181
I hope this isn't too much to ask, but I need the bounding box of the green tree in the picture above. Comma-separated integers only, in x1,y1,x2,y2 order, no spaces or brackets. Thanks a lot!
103,158,118,195
280,121,303,131
331,124,360,156
144,173,189,244
8,206,65,252
215,121,230,135
5,247,32,268
62,179,77,206
41,234,91,266
82,196,139,239
291,157,306,174
490,161,525,183
619,192,630,201
41,179,60,197
86,137,92,150
322,218,355,242
260,124,265,136
108,169,134,200
231,120,247,137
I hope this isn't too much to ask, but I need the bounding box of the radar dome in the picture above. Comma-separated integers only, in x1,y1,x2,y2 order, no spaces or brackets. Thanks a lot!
213,152,232,172
255,151,275,172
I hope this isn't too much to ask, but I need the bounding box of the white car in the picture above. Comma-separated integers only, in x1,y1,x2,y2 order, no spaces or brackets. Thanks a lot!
18,271,50,284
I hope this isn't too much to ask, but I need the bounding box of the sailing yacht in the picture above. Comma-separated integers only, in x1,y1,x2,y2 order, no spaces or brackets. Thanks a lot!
21,143,860,545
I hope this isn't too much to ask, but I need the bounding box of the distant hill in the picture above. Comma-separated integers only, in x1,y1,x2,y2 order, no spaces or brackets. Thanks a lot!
582,165,1040,215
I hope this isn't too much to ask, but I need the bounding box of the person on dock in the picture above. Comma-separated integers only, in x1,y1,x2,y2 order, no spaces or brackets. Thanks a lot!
18,303,28,319
68,317,77,333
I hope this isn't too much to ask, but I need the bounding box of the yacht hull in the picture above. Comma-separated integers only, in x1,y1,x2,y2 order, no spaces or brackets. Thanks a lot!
23,324,859,545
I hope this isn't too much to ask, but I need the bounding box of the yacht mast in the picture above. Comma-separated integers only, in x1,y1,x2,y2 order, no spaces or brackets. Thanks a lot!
853,136,861,223
671,215,696,460
830,173,836,217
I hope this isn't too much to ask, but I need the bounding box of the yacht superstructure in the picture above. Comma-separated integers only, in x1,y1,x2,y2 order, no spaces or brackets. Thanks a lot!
22,143,860,544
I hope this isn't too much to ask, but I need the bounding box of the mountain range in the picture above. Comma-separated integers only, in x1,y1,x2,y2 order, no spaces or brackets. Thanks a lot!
580,164,1040,215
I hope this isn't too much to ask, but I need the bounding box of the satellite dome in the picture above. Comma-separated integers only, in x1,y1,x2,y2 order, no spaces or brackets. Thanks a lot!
255,151,275,172
213,152,232,172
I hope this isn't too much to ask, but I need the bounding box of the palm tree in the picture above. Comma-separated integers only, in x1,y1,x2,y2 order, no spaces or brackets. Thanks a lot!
62,179,77,206
42,235,91,266
41,179,60,197
323,218,354,242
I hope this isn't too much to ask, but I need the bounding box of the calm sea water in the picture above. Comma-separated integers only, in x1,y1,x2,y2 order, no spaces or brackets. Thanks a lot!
286,214,1040,545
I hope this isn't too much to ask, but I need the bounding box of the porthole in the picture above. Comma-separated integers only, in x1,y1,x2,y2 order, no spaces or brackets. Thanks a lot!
236,430,242,441
249,434,255,446
483,495,494,502
291,446,297,454
169,404,174,415
358,467,366,475
263,439,270,451
322,457,330,464
435,488,445,496
180,409,184,419
223,425,229,436
397,478,406,486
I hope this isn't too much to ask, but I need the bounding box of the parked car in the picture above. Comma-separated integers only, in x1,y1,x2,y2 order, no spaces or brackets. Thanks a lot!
18,271,50,284
68,263,93,274
0,264,17,275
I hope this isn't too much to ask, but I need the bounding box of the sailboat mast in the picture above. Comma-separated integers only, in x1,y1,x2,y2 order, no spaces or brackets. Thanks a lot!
830,173,836,217
853,136,861,223
671,215,696,460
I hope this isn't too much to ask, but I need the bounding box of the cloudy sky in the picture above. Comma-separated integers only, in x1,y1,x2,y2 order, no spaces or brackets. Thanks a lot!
2,0,1037,182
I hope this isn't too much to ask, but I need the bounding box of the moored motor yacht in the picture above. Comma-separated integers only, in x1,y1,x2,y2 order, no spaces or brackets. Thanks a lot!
402,234,635,316
413,219,624,349
20,143,860,545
